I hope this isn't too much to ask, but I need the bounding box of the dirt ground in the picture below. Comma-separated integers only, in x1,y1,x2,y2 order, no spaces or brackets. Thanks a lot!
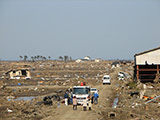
42,84,114,120
0,60,160,120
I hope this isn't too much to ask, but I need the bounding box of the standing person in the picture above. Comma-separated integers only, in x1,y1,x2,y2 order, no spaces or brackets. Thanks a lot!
64,92,68,106
83,82,86,86
70,89,73,104
88,98,92,111
83,99,87,111
68,91,71,105
91,93,94,104
80,82,83,86
66,90,69,105
73,96,77,110
93,91,99,104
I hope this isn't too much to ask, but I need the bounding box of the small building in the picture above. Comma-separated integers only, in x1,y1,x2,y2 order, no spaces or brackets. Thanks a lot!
134,47,160,82
111,61,121,68
75,59,89,63
75,59,82,63
84,56,91,61
95,58,102,62
5,69,31,79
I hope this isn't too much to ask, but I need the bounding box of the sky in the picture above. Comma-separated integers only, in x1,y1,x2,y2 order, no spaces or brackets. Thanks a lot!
0,0,160,60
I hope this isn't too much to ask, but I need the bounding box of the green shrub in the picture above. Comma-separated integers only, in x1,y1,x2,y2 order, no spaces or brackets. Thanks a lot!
127,81,137,89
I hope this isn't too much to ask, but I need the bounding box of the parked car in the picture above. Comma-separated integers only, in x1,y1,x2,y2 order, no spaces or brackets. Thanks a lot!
91,88,98,94
118,74,125,80
102,75,111,85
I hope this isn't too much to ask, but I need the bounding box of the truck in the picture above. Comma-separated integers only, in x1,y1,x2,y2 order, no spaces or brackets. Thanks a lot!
72,86,90,104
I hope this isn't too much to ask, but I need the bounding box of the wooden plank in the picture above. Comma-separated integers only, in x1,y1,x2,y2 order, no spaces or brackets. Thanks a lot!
140,79,154,82
139,74,155,76
138,69,157,71
137,65,139,80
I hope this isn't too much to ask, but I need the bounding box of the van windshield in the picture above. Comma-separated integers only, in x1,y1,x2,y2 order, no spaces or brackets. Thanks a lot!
104,77,110,79
73,88,89,94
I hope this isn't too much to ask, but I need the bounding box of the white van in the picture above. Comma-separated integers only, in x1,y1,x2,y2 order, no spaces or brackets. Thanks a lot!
102,75,111,85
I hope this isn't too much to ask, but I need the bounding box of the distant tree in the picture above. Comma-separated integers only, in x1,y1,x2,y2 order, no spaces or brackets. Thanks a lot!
59,56,63,61
24,55,28,61
34,56,37,61
70,57,72,61
19,56,23,61
31,56,34,62
64,55,69,63
40,55,43,60
43,57,46,61
37,55,40,60
48,56,51,60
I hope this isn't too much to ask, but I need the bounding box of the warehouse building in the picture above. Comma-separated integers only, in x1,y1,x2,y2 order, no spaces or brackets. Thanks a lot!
134,47,160,82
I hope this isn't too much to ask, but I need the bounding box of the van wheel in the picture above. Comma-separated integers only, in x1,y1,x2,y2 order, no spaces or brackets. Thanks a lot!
103,83,105,85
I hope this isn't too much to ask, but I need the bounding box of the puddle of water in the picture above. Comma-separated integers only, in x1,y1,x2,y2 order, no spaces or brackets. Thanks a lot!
14,96,36,101
112,94,119,108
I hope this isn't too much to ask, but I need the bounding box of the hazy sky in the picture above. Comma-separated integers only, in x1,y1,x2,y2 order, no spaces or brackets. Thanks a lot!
0,0,160,60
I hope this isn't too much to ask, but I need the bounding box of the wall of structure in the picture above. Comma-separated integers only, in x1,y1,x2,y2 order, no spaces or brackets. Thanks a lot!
8,70,31,78
136,49,160,65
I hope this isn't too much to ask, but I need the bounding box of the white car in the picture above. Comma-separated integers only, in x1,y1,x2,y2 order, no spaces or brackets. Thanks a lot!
91,88,98,94
118,74,125,80
102,75,111,85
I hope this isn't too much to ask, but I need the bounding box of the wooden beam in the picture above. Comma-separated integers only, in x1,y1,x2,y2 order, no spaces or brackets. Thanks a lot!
139,74,155,76
138,69,157,71
137,65,139,80
140,79,154,82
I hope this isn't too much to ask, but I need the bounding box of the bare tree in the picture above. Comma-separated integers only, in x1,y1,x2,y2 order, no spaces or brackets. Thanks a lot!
70,57,72,61
24,55,28,61
43,57,46,61
59,56,63,61
34,56,37,61
48,56,51,60
19,56,23,61
40,55,43,60
31,56,34,62
37,55,40,60
64,55,68,63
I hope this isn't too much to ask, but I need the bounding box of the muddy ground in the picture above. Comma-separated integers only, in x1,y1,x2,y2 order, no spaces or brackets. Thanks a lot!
0,60,160,120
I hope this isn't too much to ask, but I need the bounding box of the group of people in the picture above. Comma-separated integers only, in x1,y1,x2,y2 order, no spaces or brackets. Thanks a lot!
64,89,73,106
64,89,99,111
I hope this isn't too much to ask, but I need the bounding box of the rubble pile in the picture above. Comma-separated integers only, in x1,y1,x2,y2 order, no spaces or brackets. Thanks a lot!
105,80,160,120
2,60,159,120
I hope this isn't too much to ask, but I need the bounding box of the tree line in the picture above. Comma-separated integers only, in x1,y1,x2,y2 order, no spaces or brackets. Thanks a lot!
19,55,51,61
19,55,72,62
58,56,72,63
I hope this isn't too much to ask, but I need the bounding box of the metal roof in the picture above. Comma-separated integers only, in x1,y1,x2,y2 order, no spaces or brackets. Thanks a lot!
134,46,160,57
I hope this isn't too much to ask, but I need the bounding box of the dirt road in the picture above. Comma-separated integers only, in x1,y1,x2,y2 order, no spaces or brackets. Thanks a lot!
42,84,114,120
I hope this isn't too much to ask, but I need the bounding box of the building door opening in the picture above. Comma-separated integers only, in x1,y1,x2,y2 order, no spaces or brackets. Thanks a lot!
21,70,27,76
